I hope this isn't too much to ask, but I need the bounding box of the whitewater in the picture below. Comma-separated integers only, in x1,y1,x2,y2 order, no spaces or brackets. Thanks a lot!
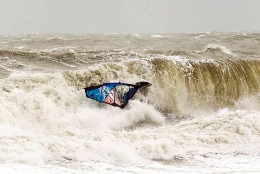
0,33,260,173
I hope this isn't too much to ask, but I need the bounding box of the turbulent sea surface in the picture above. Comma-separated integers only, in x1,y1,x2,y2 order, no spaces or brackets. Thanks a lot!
0,33,260,173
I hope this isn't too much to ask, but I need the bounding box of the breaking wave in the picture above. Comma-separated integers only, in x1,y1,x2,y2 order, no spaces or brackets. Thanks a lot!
200,44,236,56
63,57,260,115
2,57,260,120
0,33,260,169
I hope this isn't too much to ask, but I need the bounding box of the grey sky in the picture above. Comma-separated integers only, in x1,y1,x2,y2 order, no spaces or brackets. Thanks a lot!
0,0,259,33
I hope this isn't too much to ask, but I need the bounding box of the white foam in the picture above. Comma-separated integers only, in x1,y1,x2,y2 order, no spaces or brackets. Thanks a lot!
199,32,210,34
151,35,163,38
1,74,259,164
46,35,69,41
132,34,141,38
0,66,260,170
0,72,164,133
0,125,30,137
15,46,24,50
235,94,260,111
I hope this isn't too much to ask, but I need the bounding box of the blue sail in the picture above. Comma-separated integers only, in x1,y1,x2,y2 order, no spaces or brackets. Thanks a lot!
84,82,150,108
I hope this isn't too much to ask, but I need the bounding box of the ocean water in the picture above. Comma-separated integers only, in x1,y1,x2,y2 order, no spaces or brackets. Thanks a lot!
0,33,260,173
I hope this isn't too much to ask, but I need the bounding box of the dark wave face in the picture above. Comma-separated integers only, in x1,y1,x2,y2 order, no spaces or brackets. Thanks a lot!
62,58,260,116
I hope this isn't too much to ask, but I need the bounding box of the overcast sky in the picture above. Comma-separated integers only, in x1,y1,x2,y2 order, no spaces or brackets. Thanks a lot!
0,0,259,33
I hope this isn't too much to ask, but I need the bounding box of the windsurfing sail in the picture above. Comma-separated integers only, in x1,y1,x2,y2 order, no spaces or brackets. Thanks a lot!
84,82,151,108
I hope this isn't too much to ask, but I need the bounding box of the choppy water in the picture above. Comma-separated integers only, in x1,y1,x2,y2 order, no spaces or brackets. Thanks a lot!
0,33,260,173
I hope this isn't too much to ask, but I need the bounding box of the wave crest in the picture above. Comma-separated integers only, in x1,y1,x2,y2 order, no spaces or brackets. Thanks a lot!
201,44,236,56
